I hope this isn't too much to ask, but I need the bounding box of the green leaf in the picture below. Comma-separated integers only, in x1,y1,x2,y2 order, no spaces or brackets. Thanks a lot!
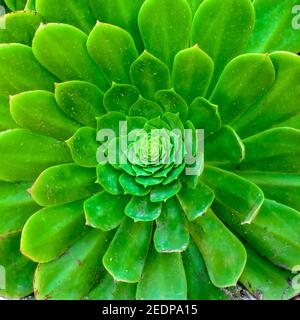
190,210,247,288
150,180,182,203
0,232,36,299
129,96,163,120
187,0,205,16
239,128,300,173
55,81,105,127
177,180,214,221
0,95,18,132
31,164,99,206
104,83,140,114
34,229,113,300
136,246,187,300
84,191,129,231
154,197,189,253
246,0,300,53
67,127,98,168
238,172,300,212
192,0,255,92
0,181,40,236
240,244,300,300
173,46,214,104
21,201,86,263
201,166,264,224
125,195,162,222
188,97,221,136
0,44,56,96
233,52,300,138
10,90,80,140
210,53,275,125
214,199,300,271
36,0,95,34
96,163,123,195
103,217,152,283
0,129,72,182
3,0,26,10
119,173,150,196
182,239,230,300
32,23,108,91
205,126,245,164
155,89,188,121
97,111,126,137
0,11,41,45
89,0,144,52
130,51,171,100
138,0,192,68
88,272,137,300
87,22,138,84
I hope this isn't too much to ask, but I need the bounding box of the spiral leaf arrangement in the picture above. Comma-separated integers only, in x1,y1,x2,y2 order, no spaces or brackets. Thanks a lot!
0,0,300,300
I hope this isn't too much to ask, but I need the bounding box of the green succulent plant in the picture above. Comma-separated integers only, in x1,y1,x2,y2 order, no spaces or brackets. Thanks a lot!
0,0,300,300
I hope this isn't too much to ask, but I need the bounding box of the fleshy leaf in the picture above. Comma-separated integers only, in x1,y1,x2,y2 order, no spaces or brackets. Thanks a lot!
182,239,230,300
130,51,171,100
97,111,126,137
0,44,56,96
173,46,214,104
0,129,72,182
150,180,182,203
55,81,105,127
138,0,192,68
84,191,129,231
177,180,214,221
31,164,99,206
0,181,40,236
96,163,123,195
190,210,247,288
119,173,150,196
104,83,139,114
187,0,205,15
246,0,300,53
10,90,80,140
21,201,86,263
239,128,300,173
0,95,17,131
129,96,163,120
154,197,189,252
210,53,275,125
88,272,137,300
32,23,108,90
136,246,187,300
201,166,264,224
192,0,255,91
125,195,162,222
34,229,113,300
87,22,138,84
103,217,152,283
36,0,96,34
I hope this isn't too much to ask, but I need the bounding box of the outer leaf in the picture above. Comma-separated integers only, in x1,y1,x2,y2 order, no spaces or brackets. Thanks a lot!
246,0,300,53
136,246,187,300
21,201,86,263
32,23,108,90
10,90,80,140
192,0,255,91
36,0,95,34
173,46,214,104
210,53,275,125
0,181,40,236
130,51,171,100
138,0,192,68
154,197,189,253
96,163,123,195
0,44,56,96
190,210,247,288
55,81,105,127
103,217,152,283
84,191,129,231
201,166,264,224
177,180,214,221
233,52,300,137
0,129,72,182
31,164,98,206
34,229,113,300
0,95,17,132
87,22,138,84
